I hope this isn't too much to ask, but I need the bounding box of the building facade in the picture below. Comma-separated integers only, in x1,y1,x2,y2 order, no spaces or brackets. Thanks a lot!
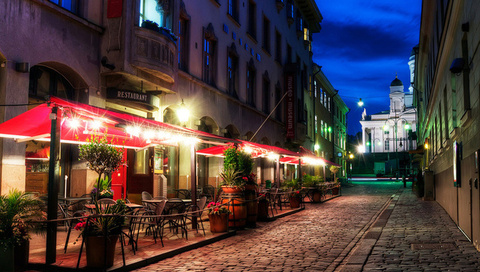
0,0,327,199
311,64,348,180
360,76,417,175
415,0,480,250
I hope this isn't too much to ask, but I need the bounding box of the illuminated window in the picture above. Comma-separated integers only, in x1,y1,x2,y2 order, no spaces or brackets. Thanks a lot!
50,0,78,13
139,0,173,30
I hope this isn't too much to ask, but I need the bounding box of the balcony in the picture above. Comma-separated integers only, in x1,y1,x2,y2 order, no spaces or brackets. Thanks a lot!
131,26,177,86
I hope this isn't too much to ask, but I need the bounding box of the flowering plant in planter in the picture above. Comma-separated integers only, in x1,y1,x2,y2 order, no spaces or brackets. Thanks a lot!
206,202,231,215
74,199,128,237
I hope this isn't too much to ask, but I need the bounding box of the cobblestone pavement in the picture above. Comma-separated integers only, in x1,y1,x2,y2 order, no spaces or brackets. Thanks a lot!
133,181,480,271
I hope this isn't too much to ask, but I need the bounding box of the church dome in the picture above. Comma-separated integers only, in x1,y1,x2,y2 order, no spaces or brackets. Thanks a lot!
390,77,403,87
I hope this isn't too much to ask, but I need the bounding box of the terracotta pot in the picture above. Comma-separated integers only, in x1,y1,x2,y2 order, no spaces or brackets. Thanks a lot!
312,191,322,203
257,199,269,221
289,196,301,208
208,213,229,233
331,187,340,195
85,235,119,268
244,187,258,228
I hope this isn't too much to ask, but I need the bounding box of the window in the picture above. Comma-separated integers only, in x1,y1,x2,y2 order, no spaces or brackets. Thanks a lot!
315,115,318,133
178,15,189,71
50,0,78,13
139,0,173,30
275,30,282,62
262,16,271,53
321,120,324,137
262,73,270,114
203,24,217,86
227,45,239,98
247,1,257,40
228,0,239,22
29,66,75,101
246,60,256,107
286,0,294,23
134,149,149,175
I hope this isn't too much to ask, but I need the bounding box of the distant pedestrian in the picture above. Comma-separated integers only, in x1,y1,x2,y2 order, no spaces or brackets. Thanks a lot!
402,175,406,188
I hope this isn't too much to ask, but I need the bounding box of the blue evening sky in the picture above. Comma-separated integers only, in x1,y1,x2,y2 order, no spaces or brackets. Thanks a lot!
312,0,422,135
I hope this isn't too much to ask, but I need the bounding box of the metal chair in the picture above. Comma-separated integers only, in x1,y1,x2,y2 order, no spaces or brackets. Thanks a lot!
163,198,188,239
202,185,215,203
176,189,192,199
186,196,207,235
132,199,167,247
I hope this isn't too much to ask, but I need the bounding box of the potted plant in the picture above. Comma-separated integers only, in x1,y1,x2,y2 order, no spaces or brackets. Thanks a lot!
206,202,230,233
74,199,128,268
303,175,323,203
0,190,44,272
78,134,124,201
282,179,302,208
91,176,114,199
220,146,255,228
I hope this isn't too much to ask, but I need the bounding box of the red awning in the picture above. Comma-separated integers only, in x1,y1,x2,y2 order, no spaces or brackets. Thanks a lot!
0,96,233,148
197,139,300,158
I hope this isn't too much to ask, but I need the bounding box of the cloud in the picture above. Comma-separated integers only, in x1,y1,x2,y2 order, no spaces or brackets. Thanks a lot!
312,22,414,62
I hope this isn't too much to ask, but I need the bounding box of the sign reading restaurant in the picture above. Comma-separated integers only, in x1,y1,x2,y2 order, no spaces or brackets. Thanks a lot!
106,88,157,111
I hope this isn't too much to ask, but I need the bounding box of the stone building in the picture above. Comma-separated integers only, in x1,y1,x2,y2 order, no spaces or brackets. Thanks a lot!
415,0,480,250
0,0,326,199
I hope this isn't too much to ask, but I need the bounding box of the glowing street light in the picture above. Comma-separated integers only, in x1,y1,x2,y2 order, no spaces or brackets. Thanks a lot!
357,98,364,107
177,99,190,124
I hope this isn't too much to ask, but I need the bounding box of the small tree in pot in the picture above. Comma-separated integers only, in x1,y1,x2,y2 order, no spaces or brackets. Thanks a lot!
78,134,124,201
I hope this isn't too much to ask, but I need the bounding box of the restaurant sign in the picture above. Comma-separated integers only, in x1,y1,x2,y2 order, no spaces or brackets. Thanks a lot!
107,88,158,111
285,73,295,139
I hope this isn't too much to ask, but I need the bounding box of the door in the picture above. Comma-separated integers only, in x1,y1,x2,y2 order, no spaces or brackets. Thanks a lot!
111,149,127,200
126,147,154,203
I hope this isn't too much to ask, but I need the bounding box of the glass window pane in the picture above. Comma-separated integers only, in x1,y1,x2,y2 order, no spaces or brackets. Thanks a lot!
134,149,149,174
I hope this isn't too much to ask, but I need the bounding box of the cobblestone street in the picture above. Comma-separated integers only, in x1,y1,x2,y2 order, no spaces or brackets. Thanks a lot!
131,181,480,271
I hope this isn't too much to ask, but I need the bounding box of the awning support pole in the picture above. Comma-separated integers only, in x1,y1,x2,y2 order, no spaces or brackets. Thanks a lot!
276,158,280,188
191,143,197,229
46,106,61,264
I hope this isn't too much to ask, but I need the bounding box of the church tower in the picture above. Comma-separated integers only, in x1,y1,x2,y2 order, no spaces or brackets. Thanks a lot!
389,75,405,115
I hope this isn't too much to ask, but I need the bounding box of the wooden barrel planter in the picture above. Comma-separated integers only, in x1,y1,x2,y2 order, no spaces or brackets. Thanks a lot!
221,186,247,228
244,185,258,228
208,213,229,233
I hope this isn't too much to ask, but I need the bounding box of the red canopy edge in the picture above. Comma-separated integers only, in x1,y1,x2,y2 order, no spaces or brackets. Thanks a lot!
0,96,235,148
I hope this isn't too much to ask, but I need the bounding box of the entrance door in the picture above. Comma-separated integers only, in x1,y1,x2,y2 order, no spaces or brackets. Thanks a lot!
111,149,127,200
126,147,154,203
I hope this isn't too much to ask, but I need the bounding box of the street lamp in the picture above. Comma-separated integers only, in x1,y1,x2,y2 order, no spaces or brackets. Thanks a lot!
383,117,411,179
177,99,190,125
348,153,354,181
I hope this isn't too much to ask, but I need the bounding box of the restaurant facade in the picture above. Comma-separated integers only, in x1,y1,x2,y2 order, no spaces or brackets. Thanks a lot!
0,0,346,202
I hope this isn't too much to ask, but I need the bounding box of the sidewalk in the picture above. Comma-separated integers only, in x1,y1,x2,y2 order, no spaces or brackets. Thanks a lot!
342,187,480,271
26,203,304,272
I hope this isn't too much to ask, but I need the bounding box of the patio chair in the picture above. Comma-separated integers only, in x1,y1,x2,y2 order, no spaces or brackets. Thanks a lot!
142,191,156,212
202,185,215,203
176,189,192,199
163,198,188,240
186,196,207,235
131,199,167,248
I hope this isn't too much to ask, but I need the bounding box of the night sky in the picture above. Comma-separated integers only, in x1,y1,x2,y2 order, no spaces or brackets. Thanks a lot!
312,0,422,135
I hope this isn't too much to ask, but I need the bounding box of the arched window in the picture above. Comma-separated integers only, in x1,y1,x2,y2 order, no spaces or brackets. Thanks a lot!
28,66,75,101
